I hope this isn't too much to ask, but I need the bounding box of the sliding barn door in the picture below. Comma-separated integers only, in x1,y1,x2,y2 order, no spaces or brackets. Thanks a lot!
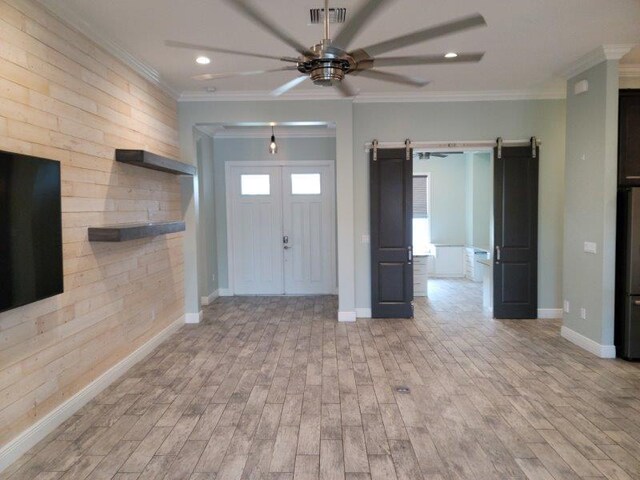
370,147,413,318
493,144,539,318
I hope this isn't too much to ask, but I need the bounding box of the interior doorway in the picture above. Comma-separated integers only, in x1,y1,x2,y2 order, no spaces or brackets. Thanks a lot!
412,149,493,311
226,161,336,295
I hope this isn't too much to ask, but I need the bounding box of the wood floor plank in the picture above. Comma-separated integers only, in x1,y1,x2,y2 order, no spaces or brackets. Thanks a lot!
320,439,345,480
6,287,640,480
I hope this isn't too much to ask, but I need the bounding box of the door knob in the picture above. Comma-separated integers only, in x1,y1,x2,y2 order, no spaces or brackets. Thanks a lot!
284,245,291,249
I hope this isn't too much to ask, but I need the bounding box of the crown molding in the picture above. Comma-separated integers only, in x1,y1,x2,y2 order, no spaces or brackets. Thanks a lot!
214,130,335,139
178,90,347,102
560,44,636,79
179,87,566,103
197,126,335,139
352,89,566,103
35,0,180,100
620,64,640,78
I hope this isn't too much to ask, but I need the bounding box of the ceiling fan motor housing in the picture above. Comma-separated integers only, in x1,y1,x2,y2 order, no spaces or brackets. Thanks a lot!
299,42,351,87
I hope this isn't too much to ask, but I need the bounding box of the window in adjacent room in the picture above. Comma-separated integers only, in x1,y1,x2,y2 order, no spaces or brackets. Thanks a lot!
412,174,431,253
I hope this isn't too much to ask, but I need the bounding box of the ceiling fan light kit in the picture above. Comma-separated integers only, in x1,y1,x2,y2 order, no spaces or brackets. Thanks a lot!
166,0,487,97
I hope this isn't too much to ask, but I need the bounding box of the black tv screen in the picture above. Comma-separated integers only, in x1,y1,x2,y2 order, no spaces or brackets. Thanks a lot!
0,150,63,313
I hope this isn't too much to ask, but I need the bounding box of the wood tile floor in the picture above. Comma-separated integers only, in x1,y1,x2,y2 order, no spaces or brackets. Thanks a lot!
4,279,640,480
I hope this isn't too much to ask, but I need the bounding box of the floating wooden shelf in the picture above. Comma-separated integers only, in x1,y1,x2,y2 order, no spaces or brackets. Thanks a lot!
88,221,185,242
115,149,196,176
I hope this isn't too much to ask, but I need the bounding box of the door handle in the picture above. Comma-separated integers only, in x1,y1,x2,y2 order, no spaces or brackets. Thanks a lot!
407,246,413,263
634,300,640,306
284,245,292,250
495,245,501,261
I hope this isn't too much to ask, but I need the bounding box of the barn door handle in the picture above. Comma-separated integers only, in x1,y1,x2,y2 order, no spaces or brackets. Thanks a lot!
407,246,413,263
495,245,501,261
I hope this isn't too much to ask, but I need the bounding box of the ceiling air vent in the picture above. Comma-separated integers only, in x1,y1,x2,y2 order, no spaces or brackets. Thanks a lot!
310,7,347,24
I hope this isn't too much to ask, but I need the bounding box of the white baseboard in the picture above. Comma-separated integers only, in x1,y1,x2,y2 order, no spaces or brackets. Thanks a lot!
0,316,184,474
338,311,357,322
218,288,233,297
355,308,372,318
561,325,616,358
200,289,219,306
185,311,203,324
538,308,563,319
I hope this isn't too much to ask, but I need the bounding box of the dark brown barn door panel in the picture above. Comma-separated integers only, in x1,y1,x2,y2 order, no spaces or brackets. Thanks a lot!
370,146,413,318
493,141,539,319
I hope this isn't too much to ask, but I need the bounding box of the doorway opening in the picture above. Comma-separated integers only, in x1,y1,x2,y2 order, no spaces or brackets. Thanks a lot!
196,122,338,299
412,148,493,313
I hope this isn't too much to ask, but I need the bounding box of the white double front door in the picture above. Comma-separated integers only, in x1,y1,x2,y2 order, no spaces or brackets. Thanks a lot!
227,162,336,295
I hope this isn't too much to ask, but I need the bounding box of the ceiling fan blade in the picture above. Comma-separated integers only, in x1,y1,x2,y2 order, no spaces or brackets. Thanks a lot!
372,52,485,67
353,69,429,87
332,0,389,50
222,0,315,57
334,80,357,98
271,76,308,96
192,67,299,81
357,14,487,57
165,40,299,63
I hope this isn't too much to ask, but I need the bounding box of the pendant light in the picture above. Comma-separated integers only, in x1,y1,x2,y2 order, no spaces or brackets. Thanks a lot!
269,126,278,155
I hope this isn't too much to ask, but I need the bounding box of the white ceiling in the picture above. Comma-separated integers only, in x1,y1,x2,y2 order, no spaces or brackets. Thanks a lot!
40,0,640,98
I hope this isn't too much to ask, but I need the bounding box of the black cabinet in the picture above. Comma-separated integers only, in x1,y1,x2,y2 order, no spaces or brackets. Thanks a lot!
619,90,640,186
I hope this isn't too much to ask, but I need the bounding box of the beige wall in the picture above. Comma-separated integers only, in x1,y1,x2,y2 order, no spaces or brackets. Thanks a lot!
0,0,184,447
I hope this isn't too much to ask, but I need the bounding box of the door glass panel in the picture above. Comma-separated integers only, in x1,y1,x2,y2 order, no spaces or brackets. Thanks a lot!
291,173,321,195
241,174,270,195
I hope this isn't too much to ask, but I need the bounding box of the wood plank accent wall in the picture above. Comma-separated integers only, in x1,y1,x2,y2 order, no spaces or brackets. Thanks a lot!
0,0,184,447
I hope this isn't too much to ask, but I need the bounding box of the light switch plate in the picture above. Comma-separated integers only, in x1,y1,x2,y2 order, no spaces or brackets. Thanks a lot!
584,241,597,254
580,308,586,320
564,300,570,313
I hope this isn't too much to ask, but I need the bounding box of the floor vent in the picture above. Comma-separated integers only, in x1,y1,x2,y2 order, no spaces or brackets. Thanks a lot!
310,7,347,24
395,386,411,394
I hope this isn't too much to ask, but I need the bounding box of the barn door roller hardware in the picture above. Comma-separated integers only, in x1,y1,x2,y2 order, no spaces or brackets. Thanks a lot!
405,139,412,161
496,137,503,159
372,139,378,161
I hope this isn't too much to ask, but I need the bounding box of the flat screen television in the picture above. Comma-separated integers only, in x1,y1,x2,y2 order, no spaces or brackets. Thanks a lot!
0,150,63,313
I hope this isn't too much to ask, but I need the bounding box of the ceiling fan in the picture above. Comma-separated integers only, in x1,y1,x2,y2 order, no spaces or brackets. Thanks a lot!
166,0,487,97
416,151,464,159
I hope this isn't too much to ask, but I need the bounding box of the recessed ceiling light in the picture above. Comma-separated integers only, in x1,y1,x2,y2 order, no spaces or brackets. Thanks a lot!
196,56,211,65
445,52,458,59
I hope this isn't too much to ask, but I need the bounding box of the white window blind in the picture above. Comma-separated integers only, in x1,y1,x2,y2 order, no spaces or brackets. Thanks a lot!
413,175,429,218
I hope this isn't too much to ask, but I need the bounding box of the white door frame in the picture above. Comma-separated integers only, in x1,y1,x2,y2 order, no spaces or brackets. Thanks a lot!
225,160,337,295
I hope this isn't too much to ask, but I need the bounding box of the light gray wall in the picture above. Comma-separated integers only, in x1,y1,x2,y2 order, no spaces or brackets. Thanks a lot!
465,154,474,247
179,98,566,316
562,60,619,347
196,133,218,299
414,154,467,245
212,136,336,288
353,100,566,311
472,152,492,250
